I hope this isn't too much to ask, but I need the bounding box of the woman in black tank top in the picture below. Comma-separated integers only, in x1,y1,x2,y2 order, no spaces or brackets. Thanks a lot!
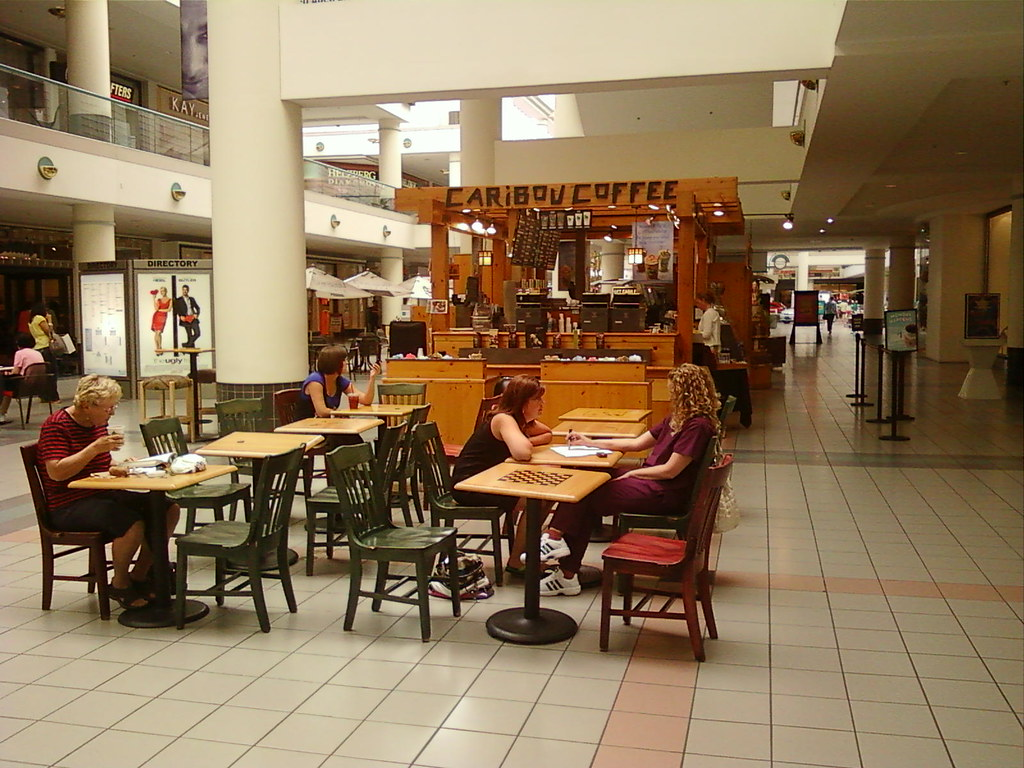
451,375,553,516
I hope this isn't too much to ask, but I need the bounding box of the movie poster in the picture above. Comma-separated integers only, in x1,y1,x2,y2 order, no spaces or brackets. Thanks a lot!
80,273,128,377
136,272,213,378
964,293,1000,339
792,290,820,325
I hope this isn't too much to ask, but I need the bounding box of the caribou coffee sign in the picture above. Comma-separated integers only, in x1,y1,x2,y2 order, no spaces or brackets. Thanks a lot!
445,180,689,211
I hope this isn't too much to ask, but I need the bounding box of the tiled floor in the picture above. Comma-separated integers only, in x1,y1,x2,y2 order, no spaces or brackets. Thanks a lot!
0,328,1021,767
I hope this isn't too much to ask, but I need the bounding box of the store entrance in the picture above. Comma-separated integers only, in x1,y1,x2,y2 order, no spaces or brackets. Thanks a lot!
0,266,73,365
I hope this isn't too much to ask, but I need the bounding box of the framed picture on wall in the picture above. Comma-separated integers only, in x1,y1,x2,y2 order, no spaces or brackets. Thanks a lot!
428,299,449,315
964,293,1000,339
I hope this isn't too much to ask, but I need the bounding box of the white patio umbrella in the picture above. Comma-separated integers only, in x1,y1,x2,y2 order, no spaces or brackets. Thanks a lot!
396,275,433,300
305,267,373,299
343,270,405,297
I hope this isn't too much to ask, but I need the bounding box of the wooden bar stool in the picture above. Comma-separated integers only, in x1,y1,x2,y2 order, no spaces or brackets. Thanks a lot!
138,374,196,441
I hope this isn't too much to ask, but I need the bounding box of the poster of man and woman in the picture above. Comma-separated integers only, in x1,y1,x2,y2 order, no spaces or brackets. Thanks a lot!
135,273,212,378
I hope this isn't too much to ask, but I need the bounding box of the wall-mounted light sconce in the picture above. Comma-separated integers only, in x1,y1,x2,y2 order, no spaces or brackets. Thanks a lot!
626,247,645,265
789,130,805,147
170,182,186,201
382,225,391,238
37,157,58,180
330,214,340,229
478,250,493,266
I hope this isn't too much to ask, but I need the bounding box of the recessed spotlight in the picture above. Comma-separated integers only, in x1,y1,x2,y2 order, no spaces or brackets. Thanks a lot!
648,204,659,210
884,184,897,189
713,210,725,217
825,217,834,224
782,214,794,231
819,228,826,233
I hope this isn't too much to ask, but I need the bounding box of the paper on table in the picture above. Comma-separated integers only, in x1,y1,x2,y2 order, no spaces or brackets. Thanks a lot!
549,445,606,457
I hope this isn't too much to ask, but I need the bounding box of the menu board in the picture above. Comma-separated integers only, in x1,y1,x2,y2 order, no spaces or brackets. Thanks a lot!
510,210,541,266
80,272,128,377
135,272,213,377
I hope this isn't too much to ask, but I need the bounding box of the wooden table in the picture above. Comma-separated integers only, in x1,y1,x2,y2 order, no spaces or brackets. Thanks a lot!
558,407,651,423
330,403,416,419
155,347,214,439
274,417,383,436
455,464,609,644
198,432,324,565
69,465,237,628
197,431,325,464
552,420,648,439
508,444,624,469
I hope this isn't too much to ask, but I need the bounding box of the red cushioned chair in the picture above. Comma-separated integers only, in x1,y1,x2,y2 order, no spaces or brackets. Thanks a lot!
599,454,733,660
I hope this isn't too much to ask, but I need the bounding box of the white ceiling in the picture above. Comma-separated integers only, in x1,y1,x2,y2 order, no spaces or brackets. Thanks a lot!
0,0,1020,257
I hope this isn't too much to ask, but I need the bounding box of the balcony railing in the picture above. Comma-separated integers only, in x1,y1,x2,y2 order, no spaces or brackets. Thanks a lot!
1,64,399,211
303,159,396,210
0,62,210,164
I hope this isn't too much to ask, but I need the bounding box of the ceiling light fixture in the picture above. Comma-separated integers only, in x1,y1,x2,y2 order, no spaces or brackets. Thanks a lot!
782,214,794,231
455,222,470,231
713,210,725,217
826,217,835,224
603,231,613,242
485,223,497,236
470,219,486,234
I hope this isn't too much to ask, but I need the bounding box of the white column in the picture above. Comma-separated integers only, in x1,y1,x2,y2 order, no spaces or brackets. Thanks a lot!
552,94,584,138
601,240,625,282
41,47,59,124
72,203,115,264
208,0,306,385
65,0,111,136
379,246,404,326
863,248,885,335
887,234,916,310
1005,189,1022,386
795,252,810,291
459,98,500,186
924,214,986,362
377,117,402,199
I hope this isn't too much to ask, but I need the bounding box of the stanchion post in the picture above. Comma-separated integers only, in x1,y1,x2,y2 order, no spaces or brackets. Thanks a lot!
866,343,888,424
880,351,910,441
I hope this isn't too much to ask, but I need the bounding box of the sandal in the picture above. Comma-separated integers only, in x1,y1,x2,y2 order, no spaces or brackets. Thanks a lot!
108,584,150,610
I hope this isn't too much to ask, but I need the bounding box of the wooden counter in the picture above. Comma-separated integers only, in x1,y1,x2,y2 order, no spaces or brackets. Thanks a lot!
431,331,676,367
382,358,497,446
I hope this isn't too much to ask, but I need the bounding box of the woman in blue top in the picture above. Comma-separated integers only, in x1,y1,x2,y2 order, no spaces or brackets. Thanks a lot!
299,345,379,418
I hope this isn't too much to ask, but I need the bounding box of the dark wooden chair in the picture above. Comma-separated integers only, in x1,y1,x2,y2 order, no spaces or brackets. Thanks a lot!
303,423,404,575
20,443,111,620
214,398,265,477
11,362,56,428
442,394,501,463
174,446,304,633
272,388,326,496
599,455,733,660
328,443,460,642
413,421,508,586
140,417,251,533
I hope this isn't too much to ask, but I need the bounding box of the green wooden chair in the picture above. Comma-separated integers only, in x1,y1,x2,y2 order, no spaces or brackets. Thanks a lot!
412,421,508,586
140,417,251,533
616,434,721,538
303,422,405,575
174,446,304,633
392,403,431,525
214,398,266,476
327,443,460,642
377,382,427,408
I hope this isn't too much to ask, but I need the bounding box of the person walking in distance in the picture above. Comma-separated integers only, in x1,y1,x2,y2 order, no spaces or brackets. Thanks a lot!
824,296,838,334
174,284,201,348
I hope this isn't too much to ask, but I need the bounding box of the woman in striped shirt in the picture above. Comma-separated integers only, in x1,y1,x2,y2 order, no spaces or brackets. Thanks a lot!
37,375,180,609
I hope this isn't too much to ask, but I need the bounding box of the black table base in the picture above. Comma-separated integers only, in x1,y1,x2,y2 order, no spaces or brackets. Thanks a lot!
119,599,208,628
486,606,578,644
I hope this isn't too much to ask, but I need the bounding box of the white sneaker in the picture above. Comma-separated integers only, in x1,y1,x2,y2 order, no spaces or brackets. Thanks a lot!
521,533,571,564
538,569,581,596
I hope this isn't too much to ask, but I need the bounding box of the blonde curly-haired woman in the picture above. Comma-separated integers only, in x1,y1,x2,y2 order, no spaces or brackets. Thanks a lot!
533,363,720,595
